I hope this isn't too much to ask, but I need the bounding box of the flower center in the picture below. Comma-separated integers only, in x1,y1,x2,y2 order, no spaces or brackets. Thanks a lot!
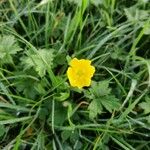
77,70,84,76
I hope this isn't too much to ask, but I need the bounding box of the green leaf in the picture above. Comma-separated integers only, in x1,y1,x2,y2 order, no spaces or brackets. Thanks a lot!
86,81,121,119
124,7,149,23
111,47,127,61
66,55,72,64
0,116,32,125
14,75,39,99
0,102,34,112
100,95,121,113
0,35,22,64
88,98,103,119
147,115,150,124
139,97,150,114
67,0,82,6
90,81,111,97
34,78,48,95
90,0,104,6
39,108,49,120
70,130,79,143
48,104,67,126
143,23,150,35
22,49,54,77
61,130,72,142
0,125,5,137
55,92,70,101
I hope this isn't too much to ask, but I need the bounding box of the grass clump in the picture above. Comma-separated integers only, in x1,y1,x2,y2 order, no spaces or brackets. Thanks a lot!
0,0,150,149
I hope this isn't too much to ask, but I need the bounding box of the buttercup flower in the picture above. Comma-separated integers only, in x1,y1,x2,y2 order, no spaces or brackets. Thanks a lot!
67,58,95,89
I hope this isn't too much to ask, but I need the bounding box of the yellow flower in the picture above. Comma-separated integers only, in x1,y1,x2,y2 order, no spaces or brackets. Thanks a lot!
67,58,95,88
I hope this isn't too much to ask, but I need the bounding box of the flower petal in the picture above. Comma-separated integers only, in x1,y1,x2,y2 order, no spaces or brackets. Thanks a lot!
67,67,76,87
70,58,79,67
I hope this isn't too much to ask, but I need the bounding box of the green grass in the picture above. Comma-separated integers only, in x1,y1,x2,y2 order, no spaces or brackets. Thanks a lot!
0,0,150,149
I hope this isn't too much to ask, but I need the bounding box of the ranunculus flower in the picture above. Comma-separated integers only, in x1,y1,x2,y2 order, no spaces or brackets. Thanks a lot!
67,58,95,89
